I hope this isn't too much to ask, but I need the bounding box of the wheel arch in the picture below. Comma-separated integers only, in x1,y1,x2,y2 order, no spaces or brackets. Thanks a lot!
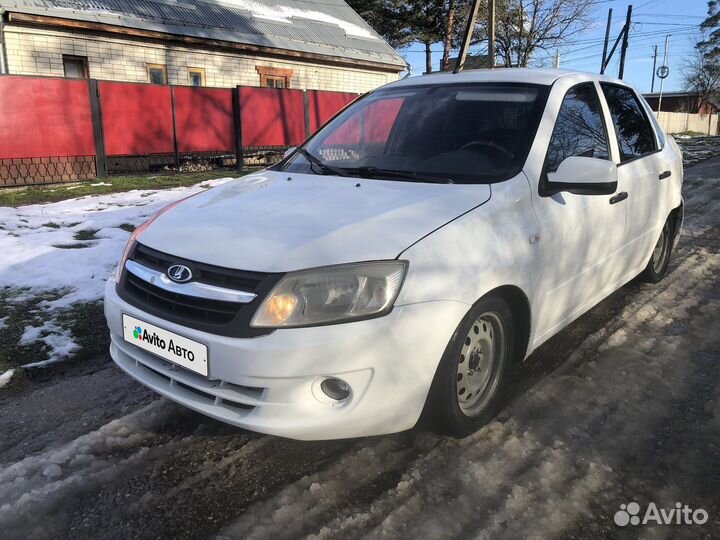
483,284,532,364
669,199,684,249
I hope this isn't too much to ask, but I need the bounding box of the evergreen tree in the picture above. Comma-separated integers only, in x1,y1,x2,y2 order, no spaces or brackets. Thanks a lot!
684,3,720,105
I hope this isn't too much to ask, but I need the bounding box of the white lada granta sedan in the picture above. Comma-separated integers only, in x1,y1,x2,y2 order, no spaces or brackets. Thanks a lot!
104,69,683,440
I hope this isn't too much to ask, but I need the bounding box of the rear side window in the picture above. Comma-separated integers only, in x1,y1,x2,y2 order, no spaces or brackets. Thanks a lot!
546,83,610,172
601,84,657,162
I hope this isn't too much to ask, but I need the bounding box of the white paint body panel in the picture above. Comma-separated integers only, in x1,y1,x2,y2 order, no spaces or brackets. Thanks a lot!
138,172,491,272
104,69,684,440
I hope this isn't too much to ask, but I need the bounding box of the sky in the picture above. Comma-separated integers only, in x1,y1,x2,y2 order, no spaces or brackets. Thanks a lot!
397,0,709,94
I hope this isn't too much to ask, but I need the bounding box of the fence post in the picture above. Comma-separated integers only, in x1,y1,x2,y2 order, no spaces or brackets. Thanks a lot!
233,85,243,172
170,86,180,172
303,90,311,139
88,79,108,178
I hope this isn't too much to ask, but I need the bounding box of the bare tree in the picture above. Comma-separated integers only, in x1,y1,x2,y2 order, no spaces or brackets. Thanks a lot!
684,34,720,107
446,0,591,68
492,0,593,67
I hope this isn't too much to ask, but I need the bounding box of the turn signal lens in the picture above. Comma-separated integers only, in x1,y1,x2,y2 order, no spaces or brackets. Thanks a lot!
264,293,299,324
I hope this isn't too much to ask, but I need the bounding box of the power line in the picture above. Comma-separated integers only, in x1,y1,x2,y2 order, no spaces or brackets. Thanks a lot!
635,21,705,26
637,13,705,18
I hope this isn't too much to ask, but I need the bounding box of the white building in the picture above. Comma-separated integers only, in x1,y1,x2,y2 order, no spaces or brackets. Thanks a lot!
0,0,406,93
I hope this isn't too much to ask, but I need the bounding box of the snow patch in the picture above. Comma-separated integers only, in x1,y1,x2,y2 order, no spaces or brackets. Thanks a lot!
0,400,174,524
19,321,79,368
212,0,377,39
0,176,236,364
0,369,15,388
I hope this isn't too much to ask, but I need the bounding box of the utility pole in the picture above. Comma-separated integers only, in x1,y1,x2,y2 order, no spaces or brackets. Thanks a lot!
601,8,613,74
657,34,670,114
554,50,560,69
618,4,632,79
600,6,631,76
454,0,482,73
488,0,496,69
651,45,658,93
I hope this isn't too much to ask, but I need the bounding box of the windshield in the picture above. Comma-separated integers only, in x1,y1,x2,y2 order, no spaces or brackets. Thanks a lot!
276,83,549,184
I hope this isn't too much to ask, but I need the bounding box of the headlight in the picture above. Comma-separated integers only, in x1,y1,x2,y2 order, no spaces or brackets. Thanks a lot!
251,261,408,328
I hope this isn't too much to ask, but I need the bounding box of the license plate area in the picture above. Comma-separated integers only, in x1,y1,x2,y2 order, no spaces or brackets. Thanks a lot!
122,313,208,376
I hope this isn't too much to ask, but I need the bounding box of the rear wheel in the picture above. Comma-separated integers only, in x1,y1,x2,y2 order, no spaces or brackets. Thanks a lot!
424,296,514,437
640,217,673,283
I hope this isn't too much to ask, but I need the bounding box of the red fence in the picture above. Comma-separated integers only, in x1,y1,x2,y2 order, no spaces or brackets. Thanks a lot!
100,81,175,156
306,90,358,133
0,76,97,184
175,87,234,153
239,87,306,147
0,75,358,186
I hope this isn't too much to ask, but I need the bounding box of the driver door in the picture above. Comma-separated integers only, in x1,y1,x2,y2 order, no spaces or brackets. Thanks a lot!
530,82,628,343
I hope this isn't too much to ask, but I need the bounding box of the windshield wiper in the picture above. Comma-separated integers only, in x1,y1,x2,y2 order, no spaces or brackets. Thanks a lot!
352,166,454,184
296,148,349,177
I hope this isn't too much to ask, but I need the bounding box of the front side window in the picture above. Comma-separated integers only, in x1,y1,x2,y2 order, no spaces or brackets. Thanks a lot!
278,83,549,184
546,83,610,172
601,84,657,162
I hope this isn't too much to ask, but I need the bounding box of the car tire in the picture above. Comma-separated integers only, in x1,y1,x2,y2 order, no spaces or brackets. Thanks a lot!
423,295,514,438
639,217,673,283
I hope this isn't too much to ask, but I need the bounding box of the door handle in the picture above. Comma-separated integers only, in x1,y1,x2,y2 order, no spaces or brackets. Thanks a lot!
609,192,628,205
659,170,671,180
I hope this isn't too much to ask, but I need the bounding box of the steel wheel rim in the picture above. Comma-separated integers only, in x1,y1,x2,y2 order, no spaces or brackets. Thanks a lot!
652,223,669,273
456,312,505,417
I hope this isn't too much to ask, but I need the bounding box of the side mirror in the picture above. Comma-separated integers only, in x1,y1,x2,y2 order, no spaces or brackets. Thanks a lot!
544,156,618,196
283,146,297,160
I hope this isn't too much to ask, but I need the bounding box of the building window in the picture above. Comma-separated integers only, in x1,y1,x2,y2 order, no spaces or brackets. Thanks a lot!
264,76,287,88
63,55,88,79
147,64,168,85
256,66,293,88
188,68,206,87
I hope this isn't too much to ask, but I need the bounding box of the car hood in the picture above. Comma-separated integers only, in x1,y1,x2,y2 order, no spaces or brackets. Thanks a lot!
137,171,492,272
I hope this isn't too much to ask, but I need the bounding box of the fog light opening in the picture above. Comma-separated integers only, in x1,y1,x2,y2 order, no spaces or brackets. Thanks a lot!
320,378,351,401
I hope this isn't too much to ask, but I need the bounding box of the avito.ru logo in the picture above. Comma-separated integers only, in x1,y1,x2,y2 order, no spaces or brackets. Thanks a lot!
614,501,708,527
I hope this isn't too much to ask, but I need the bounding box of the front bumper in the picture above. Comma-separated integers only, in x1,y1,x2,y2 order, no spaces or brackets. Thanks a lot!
104,278,469,440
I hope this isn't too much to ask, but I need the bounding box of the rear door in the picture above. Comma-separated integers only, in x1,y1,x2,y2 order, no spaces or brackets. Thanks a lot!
599,84,666,274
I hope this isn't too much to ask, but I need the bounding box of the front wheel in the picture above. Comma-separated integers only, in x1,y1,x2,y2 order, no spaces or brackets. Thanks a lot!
423,296,514,438
640,218,673,283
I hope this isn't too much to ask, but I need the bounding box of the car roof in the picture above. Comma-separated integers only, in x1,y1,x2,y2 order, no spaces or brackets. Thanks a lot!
385,68,629,89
